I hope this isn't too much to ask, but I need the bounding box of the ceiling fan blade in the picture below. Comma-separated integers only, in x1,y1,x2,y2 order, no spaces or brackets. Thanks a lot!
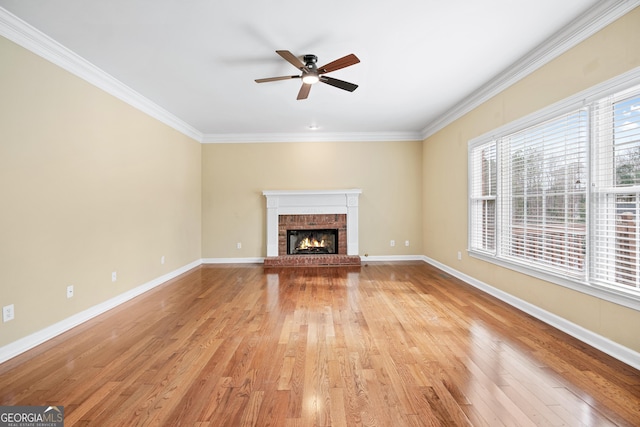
320,76,358,92
297,83,312,100
255,75,300,83
276,50,305,70
318,54,360,74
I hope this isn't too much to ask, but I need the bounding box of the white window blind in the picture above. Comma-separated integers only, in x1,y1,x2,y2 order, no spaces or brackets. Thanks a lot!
592,88,640,291
499,110,588,275
469,142,496,253
469,75,640,306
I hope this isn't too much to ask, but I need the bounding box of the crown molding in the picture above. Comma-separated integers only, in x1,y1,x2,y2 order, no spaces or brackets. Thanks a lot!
202,131,422,143
0,7,203,142
420,0,640,140
4,1,638,145
0,6,417,145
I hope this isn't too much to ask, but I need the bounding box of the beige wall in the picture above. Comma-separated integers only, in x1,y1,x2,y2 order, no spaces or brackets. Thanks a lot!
0,37,202,347
201,141,423,258
423,8,640,352
3,6,640,360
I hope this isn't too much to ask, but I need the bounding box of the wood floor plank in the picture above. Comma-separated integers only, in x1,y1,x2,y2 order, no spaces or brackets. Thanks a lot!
0,262,639,426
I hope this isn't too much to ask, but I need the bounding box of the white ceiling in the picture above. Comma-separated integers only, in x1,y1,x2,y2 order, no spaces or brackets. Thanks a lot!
0,0,634,142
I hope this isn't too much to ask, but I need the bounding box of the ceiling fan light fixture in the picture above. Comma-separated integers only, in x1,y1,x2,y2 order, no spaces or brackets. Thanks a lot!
301,73,319,85
255,51,360,99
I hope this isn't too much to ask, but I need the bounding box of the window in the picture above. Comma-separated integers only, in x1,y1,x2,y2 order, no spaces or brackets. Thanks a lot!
469,142,496,253
592,86,640,291
500,111,588,276
469,75,640,307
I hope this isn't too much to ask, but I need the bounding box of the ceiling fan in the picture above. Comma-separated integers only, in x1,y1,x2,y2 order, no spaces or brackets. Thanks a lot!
255,50,360,100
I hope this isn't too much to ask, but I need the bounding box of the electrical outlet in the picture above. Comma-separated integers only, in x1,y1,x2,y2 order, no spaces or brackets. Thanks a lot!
390,240,395,247
67,285,74,299
3,304,15,322
161,256,165,265
236,242,242,249
112,271,117,282
405,240,410,247
457,251,462,261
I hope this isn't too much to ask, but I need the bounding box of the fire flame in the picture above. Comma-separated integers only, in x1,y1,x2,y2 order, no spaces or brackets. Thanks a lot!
298,237,326,249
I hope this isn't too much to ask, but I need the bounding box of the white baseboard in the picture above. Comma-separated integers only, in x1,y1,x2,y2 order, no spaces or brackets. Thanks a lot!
360,255,425,262
202,257,265,264
420,255,640,371
201,255,421,264
0,259,202,364
201,256,424,264
3,256,637,371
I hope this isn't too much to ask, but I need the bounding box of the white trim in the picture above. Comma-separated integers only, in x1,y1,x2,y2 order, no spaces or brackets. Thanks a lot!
0,259,202,365
202,132,422,144
0,7,203,142
202,257,265,264
421,255,640,371
0,6,419,145
262,189,363,197
466,68,640,312
469,251,640,311
2,1,637,144
360,255,425,262
421,0,640,140
469,66,640,147
203,255,426,263
263,189,362,257
2,256,637,371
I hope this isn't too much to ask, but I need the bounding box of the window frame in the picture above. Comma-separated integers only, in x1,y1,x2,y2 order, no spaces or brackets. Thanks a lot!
467,66,640,312
469,141,497,255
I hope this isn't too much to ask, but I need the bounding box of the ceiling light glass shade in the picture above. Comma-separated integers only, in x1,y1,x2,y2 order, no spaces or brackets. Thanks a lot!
302,73,320,84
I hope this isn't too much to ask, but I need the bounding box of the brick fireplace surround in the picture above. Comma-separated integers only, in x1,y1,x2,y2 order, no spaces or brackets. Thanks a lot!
262,189,362,267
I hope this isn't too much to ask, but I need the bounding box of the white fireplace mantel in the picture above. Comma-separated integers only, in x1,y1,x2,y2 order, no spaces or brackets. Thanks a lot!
262,189,362,257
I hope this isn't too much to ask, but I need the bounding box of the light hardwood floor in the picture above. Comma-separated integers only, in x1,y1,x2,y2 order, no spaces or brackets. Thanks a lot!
0,262,638,426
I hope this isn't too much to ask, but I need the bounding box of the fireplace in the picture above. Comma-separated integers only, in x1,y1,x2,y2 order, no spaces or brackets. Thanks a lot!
262,189,362,266
278,213,347,255
287,229,338,255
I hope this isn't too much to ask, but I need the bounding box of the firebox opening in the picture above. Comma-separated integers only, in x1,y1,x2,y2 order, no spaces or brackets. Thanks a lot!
287,229,338,255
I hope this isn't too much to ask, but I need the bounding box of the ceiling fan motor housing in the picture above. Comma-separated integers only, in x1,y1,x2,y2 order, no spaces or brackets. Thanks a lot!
303,54,318,69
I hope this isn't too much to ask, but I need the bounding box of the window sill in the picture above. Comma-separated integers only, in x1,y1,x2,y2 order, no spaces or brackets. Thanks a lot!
468,250,640,312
